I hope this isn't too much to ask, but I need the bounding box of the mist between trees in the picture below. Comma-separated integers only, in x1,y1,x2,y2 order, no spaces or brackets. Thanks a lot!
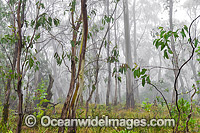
0,0,200,133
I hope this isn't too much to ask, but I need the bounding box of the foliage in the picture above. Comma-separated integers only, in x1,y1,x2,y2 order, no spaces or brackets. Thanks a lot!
153,25,192,59
33,79,49,105
142,98,153,112
170,98,198,132
112,63,150,87
5,104,198,132
31,79,50,120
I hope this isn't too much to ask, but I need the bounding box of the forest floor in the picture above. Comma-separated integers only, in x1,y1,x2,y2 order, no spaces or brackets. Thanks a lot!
3,103,200,133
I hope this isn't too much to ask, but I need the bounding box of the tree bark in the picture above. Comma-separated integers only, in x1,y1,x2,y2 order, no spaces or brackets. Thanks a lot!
59,0,88,132
16,1,23,132
106,0,111,106
58,26,78,133
123,0,134,108
42,74,54,108
1,1,19,128
133,0,139,103
169,0,179,105
34,43,42,107
113,10,118,106
118,77,122,103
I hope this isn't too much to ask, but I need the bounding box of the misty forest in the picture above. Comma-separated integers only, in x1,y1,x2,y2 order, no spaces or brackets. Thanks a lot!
0,0,200,132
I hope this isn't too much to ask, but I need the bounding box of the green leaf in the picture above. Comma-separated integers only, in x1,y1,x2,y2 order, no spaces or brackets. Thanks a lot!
153,39,157,45
54,52,62,66
158,27,163,30
146,76,151,83
42,99,49,103
168,48,173,54
92,84,96,91
123,65,128,73
164,49,169,59
104,40,107,48
34,33,40,41
118,76,122,82
161,42,165,51
71,40,75,47
48,17,52,26
141,69,147,75
183,25,188,33
138,67,140,76
10,74,14,79
33,56,37,60
163,33,169,40
31,20,35,28
173,32,179,40
102,19,105,25
113,67,117,75
142,78,145,87
53,18,60,26
100,26,104,30
29,57,34,69
188,38,191,43
167,31,173,35
194,39,198,48
160,30,166,38
134,69,140,78
141,74,147,78
40,3,45,9
180,28,186,39
155,40,160,49
9,69,13,73
27,36,31,43
91,9,97,16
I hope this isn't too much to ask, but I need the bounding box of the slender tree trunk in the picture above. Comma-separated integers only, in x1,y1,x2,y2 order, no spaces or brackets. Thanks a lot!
190,60,200,101
1,5,19,128
113,10,118,106
86,41,100,116
16,1,23,132
113,66,118,105
169,0,179,105
106,0,111,106
59,9,83,132
59,0,88,132
117,20,121,104
59,28,78,133
24,76,30,114
42,74,54,108
133,0,139,103
92,36,100,106
34,43,41,107
179,74,186,99
95,83,100,105
123,0,134,108
88,69,92,104
118,77,121,103
1,79,11,127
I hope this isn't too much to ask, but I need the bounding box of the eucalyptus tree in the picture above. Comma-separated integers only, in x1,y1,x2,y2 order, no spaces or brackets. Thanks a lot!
58,0,88,132
123,0,134,108
169,0,180,105
0,0,60,132
106,0,112,107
